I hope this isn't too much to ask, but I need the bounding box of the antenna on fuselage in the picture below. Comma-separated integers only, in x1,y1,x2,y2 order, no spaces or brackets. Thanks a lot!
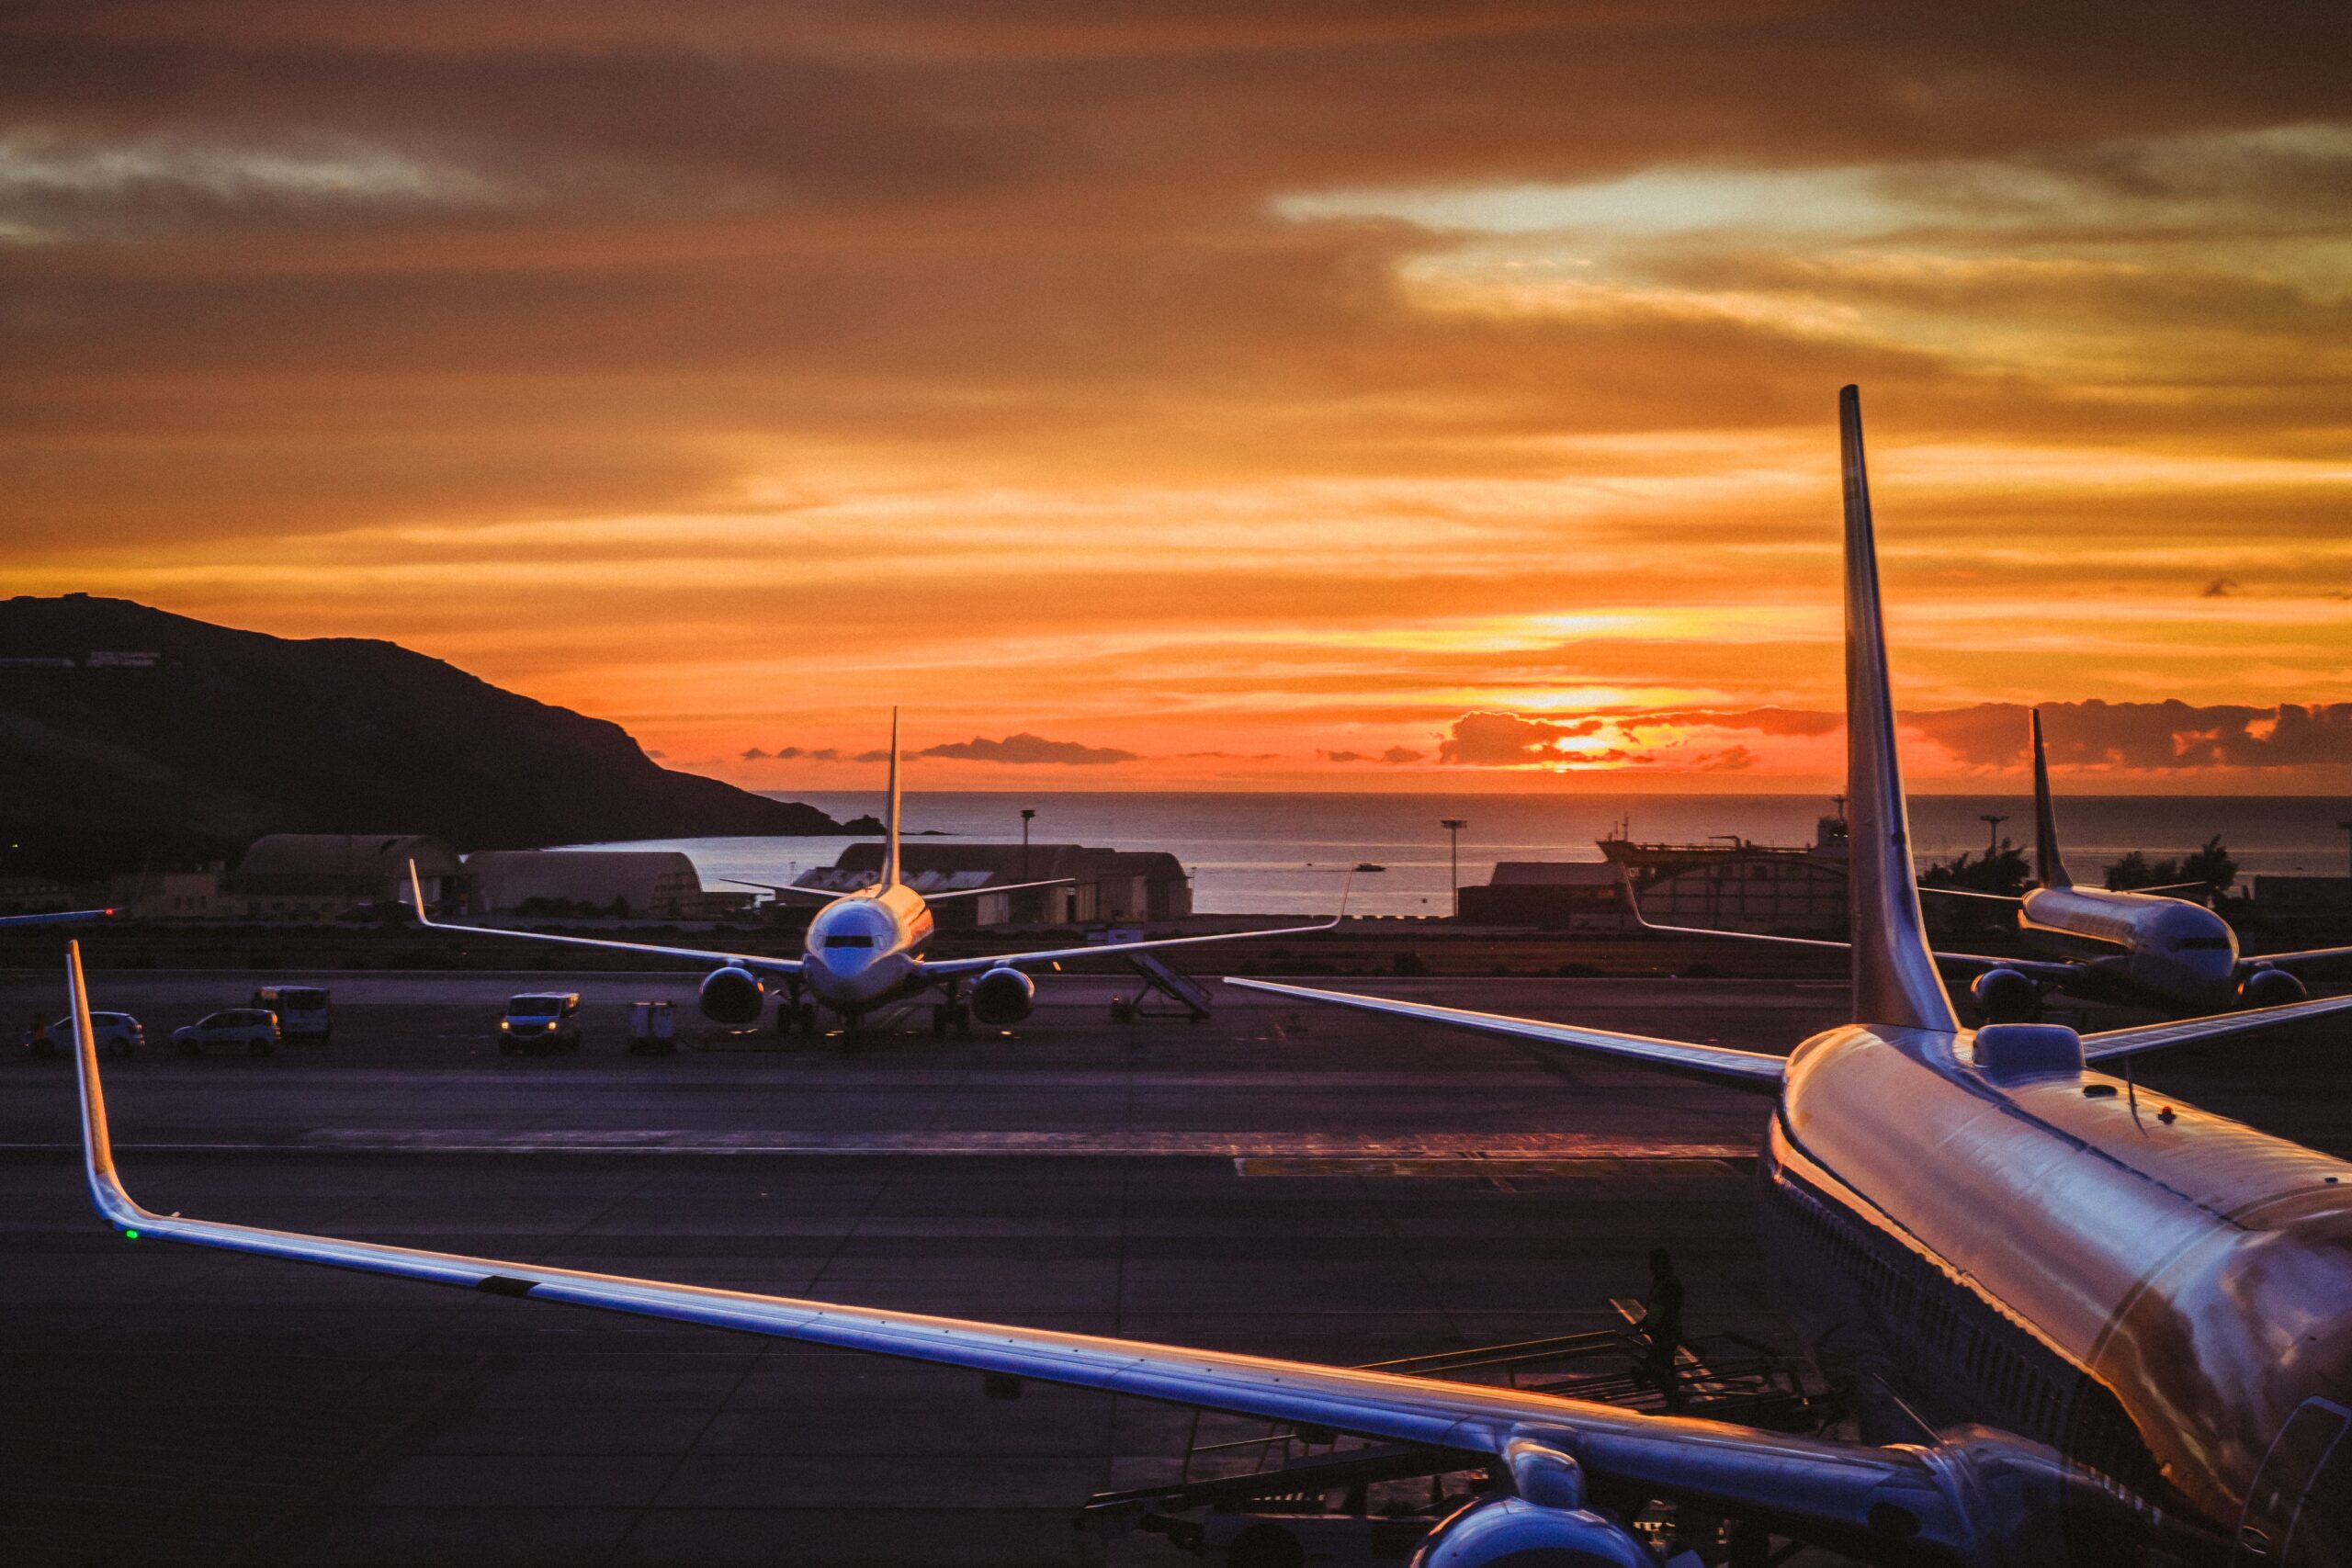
2029,708,2073,891
882,707,903,891
1839,387,1959,1033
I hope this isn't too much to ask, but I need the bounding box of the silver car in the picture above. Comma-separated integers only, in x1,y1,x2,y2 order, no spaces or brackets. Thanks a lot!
171,1009,279,1058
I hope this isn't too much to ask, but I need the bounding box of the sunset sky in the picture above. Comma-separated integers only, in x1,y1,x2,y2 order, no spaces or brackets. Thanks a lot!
6,4,2349,793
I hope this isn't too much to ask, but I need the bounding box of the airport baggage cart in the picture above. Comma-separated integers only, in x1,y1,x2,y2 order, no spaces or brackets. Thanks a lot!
628,1000,677,1055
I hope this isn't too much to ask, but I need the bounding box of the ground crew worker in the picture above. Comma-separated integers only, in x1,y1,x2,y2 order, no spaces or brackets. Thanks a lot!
1634,1247,1685,1410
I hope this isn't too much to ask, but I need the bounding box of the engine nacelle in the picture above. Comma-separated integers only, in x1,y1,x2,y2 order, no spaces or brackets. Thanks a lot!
970,966,1035,1025
698,965,765,1025
2240,965,2306,1010
1970,966,2041,1024
1410,1497,1651,1568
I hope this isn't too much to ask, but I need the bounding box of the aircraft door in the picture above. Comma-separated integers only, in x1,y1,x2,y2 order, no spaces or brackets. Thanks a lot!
2233,1398,2348,1565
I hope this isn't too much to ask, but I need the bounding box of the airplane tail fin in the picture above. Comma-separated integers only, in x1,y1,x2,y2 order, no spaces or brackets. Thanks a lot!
881,708,903,889
2029,709,2072,891
1839,388,1958,1033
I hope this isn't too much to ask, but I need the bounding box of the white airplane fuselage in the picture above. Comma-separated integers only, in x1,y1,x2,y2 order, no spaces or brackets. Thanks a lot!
2016,886,2242,1013
798,885,935,1014
1766,1020,2352,1557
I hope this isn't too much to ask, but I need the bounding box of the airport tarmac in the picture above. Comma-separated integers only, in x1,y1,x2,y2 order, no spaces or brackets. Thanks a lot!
5,968,2346,1566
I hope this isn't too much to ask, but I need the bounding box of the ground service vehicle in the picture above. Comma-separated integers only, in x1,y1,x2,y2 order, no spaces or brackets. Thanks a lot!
628,1001,676,1055
499,994,582,1055
252,986,332,1044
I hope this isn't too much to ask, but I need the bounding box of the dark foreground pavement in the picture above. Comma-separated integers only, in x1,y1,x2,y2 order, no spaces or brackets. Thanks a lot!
3,970,2344,1566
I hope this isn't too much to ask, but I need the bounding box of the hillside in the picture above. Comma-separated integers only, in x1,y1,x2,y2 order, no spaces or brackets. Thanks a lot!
0,594,842,876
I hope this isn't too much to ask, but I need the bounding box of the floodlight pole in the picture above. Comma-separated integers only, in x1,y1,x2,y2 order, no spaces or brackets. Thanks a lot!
1440,818,1468,919
1021,808,1036,883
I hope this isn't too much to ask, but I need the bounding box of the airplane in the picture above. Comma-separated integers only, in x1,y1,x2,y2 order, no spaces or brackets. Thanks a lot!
1916,708,2352,1017
407,714,1344,1037
62,388,2352,1563
1627,710,2352,1023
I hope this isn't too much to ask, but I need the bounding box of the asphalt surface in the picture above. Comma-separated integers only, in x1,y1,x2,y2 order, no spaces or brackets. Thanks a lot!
4,966,2346,1567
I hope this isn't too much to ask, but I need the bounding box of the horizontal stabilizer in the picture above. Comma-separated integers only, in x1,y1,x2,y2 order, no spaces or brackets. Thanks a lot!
1223,977,1785,1091
2084,990,2352,1063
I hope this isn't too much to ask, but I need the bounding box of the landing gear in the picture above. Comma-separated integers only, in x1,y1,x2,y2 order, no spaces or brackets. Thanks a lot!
931,1002,972,1036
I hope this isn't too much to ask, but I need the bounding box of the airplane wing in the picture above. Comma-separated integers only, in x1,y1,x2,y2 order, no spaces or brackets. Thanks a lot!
920,880,1353,978
921,876,1073,904
1627,902,2078,986
2238,943,2352,976
722,879,872,902
407,863,802,975
1917,886,2023,905
1223,977,1785,1091
57,940,1980,1560
2081,990,2352,1063
0,907,116,928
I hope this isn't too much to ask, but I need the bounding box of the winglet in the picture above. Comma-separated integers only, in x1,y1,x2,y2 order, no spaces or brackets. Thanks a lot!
2030,709,2072,891
882,708,903,890
407,859,439,927
1839,388,1958,1032
66,941,146,1234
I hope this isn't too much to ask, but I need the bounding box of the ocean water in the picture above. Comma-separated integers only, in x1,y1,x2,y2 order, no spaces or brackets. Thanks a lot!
565,792,2352,917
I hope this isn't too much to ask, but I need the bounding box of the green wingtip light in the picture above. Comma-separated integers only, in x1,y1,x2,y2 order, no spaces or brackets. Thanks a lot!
123,1229,139,1240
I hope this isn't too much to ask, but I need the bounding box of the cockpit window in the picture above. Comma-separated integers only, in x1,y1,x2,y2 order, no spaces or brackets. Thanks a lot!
2168,936,2233,952
823,934,876,949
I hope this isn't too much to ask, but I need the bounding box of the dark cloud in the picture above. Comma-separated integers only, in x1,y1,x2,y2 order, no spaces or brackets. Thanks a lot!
1381,745,1423,763
742,745,842,761
1924,700,2352,772
1646,706,1842,737
2200,577,2239,597
917,732,1138,765
5,4,2350,552
1430,701,2352,774
1438,711,1589,766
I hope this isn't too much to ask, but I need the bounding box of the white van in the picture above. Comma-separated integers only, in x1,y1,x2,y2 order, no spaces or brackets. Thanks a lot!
253,986,333,1045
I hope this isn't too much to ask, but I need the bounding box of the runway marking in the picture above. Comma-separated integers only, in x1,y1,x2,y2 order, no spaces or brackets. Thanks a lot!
1233,1156,1744,1179
0,1131,1759,1159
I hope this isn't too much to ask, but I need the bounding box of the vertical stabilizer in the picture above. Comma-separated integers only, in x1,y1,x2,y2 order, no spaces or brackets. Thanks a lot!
1838,388,1959,1032
2029,709,2072,890
881,708,903,889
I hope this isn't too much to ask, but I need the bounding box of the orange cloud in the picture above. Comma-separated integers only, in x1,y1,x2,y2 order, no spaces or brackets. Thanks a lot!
3,6,2349,792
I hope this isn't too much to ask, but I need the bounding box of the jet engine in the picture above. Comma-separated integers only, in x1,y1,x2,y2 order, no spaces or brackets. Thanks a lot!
1410,1438,1650,1568
2240,965,2306,1010
697,965,765,1025
1969,967,2041,1024
970,966,1035,1026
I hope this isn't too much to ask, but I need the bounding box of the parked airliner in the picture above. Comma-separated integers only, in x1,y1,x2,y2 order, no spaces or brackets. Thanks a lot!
68,389,2352,1563
408,715,1342,1036
1634,709,2352,1022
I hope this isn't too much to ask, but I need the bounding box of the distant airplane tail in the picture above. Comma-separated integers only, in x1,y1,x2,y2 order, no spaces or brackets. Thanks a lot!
2029,709,2073,891
881,708,903,890
1838,388,1959,1033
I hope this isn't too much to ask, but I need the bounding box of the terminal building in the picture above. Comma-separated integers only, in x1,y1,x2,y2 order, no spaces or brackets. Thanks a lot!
463,850,753,921
797,842,1193,929
224,834,465,920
